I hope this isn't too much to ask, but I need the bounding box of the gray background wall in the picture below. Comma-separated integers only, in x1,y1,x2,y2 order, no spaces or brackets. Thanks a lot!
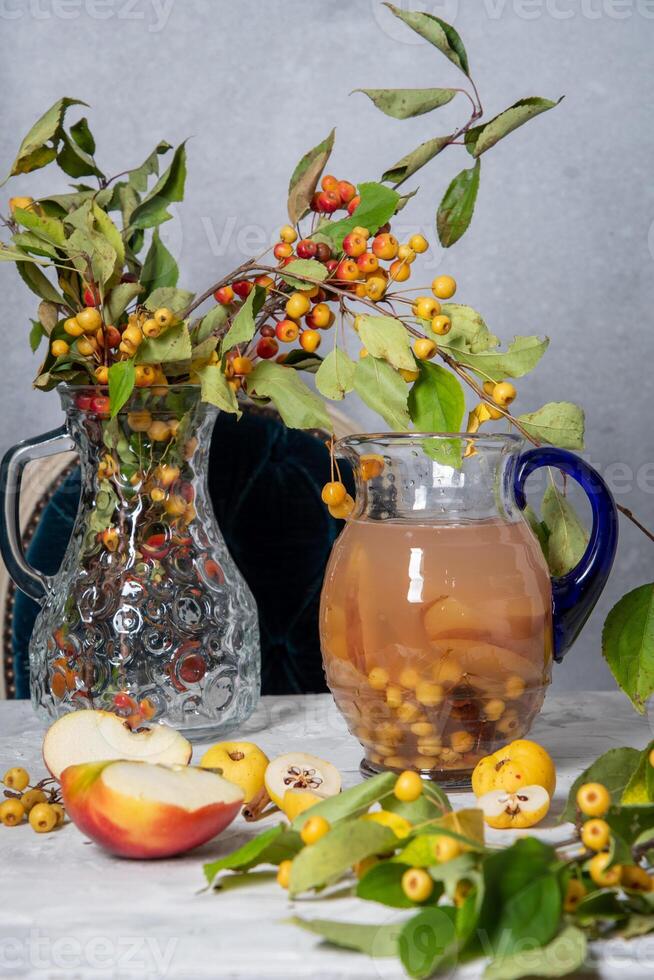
0,0,652,693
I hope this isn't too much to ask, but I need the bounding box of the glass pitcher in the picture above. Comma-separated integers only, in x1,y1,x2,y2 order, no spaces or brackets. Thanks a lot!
0,385,260,740
320,433,618,784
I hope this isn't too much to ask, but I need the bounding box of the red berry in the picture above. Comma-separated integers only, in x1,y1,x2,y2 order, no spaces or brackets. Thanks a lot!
343,232,367,258
315,242,332,263
276,319,300,343
232,280,253,298
296,239,318,259
274,242,293,260
317,190,341,214
256,337,279,359
83,285,100,307
179,653,206,684
91,396,110,416
310,192,322,212
338,180,356,204
321,174,339,193
260,324,276,338
214,286,234,304
335,259,360,282
75,394,93,411
325,259,339,274
347,195,361,215
105,325,121,349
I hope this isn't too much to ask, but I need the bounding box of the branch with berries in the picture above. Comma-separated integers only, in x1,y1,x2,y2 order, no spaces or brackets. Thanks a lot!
0,6,652,713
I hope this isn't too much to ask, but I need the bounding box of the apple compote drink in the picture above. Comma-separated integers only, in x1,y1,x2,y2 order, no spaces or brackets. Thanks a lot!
321,517,552,779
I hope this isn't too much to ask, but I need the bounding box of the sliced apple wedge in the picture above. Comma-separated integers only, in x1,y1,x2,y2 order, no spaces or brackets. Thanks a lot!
43,710,192,780
61,760,244,858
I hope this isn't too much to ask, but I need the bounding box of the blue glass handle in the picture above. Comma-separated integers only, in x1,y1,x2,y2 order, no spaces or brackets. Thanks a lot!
513,447,618,662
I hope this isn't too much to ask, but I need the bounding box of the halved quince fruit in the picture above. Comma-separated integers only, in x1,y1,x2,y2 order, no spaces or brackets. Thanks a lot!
264,753,341,810
477,784,550,829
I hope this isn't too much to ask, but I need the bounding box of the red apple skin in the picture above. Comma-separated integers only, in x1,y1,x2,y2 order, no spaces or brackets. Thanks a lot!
61,762,242,859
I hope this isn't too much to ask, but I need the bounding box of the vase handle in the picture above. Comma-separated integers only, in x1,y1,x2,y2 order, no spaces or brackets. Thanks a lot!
513,447,618,662
0,426,75,603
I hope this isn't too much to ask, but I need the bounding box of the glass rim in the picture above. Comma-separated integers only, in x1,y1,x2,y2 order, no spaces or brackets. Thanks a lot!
56,382,202,393
337,431,523,448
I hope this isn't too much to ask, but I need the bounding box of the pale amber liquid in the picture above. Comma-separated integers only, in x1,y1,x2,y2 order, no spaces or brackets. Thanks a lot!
320,518,553,777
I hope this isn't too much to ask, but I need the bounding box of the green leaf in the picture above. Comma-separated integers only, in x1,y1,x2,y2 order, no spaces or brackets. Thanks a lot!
477,839,560,956
315,348,356,401
2,97,86,183
484,926,587,980
385,4,469,75
559,747,642,823
278,259,328,290
29,320,45,353
220,285,266,353
195,364,240,417
466,97,563,158
203,825,302,885
409,362,466,468
289,916,400,958
398,907,458,980
604,803,654,847
287,129,335,224
16,261,63,304
353,356,410,431
518,402,585,450
247,361,332,431
128,141,173,193
382,136,451,184
13,207,65,246
437,159,481,248
87,480,118,535
356,87,456,119
194,304,228,343
0,243,48,264
384,781,451,822
440,334,549,382
108,360,136,417
57,130,103,180
315,182,400,250
66,227,117,287
129,143,187,230
290,773,396,832
104,283,143,324
92,204,125,274
37,301,59,334
11,232,59,260
141,229,179,295
622,740,654,804
408,362,465,433
137,322,192,364
357,861,442,908
144,287,194,314
541,483,589,576
289,820,397,895
69,117,96,155
281,349,323,373
357,314,415,372
602,585,654,715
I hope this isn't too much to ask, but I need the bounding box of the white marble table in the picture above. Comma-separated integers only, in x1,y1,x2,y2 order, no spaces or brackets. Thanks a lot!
1,693,654,979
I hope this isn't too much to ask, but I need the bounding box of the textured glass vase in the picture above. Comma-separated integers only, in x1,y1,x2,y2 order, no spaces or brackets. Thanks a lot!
1,385,260,740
